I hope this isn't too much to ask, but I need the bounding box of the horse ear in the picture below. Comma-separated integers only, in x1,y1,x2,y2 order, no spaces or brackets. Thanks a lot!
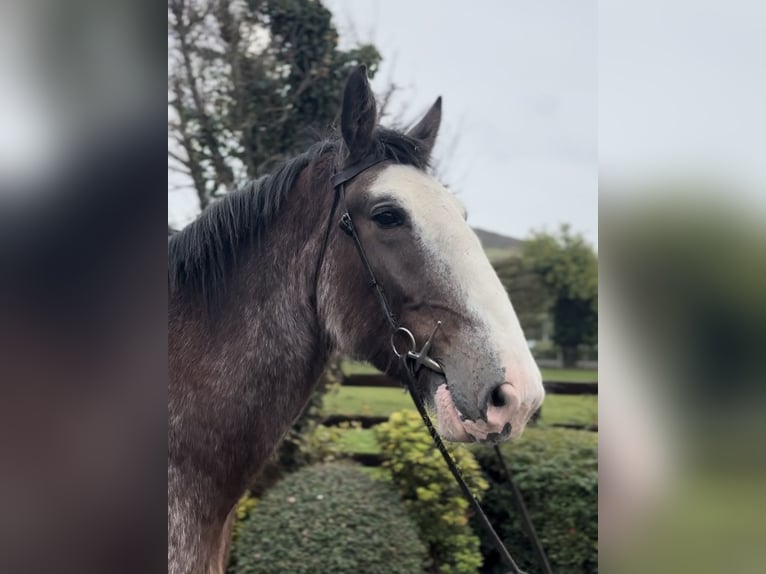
407,96,442,159
341,65,377,162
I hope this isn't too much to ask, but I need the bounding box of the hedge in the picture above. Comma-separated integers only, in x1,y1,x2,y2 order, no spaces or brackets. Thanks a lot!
228,462,427,574
472,427,598,573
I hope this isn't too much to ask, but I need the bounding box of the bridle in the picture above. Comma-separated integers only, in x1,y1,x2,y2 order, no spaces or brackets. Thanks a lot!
315,153,444,376
315,153,551,574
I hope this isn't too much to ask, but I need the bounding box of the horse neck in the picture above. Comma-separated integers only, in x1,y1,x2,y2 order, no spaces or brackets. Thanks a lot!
168,165,335,574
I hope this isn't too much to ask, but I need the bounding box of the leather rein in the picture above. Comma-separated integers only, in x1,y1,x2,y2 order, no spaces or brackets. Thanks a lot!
315,154,548,574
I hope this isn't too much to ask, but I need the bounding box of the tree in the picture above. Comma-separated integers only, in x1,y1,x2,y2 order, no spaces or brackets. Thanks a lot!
494,255,549,341
501,225,597,366
168,0,382,210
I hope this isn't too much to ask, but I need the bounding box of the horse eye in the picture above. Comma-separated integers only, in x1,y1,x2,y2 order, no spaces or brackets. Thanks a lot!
372,210,403,228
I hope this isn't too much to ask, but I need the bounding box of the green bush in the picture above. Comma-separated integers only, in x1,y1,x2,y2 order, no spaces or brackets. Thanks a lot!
472,427,598,573
230,491,258,545
228,462,427,574
376,410,489,574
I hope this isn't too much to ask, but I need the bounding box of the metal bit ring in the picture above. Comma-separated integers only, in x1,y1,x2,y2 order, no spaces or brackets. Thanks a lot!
391,327,417,358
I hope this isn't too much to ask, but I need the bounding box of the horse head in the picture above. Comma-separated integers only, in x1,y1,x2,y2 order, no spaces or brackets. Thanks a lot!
320,67,544,442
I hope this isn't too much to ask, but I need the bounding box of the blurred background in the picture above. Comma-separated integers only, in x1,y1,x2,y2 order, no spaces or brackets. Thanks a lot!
599,1,766,572
0,1,164,574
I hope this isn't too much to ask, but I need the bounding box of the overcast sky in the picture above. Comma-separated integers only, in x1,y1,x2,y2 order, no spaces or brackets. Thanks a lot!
169,0,598,245
328,0,597,245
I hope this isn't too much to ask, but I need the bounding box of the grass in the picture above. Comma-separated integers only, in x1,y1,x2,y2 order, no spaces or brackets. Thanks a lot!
328,351,598,457
541,368,598,382
341,360,597,382
541,395,598,427
323,386,412,417
341,361,382,375
332,394,598,454
323,386,597,425
325,386,598,455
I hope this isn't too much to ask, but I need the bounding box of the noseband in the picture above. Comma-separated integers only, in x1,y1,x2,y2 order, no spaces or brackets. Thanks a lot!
313,154,539,574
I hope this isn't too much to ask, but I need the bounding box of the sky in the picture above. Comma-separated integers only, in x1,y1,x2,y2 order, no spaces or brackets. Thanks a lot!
326,0,598,245
168,0,598,246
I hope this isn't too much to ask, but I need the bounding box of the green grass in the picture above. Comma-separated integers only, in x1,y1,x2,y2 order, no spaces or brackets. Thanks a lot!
323,386,597,426
323,386,413,417
327,352,598,456
541,368,598,382
333,393,597,456
341,361,382,375
540,395,598,427
341,360,597,382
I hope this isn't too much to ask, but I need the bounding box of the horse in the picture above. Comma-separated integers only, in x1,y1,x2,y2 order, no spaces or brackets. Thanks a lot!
168,66,544,574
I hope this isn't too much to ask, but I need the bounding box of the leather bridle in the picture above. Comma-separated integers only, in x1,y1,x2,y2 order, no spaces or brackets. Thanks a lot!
315,154,549,574
316,153,447,376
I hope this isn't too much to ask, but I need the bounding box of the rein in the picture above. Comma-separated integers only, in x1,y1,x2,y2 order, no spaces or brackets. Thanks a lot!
318,154,550,574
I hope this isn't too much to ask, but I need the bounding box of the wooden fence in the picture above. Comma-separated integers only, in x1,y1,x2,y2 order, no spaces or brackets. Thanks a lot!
324,373,598,433
342,373,598,395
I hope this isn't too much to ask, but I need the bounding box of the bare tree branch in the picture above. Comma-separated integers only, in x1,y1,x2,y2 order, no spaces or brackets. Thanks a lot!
170,0,234,194
170,74,210,209
168,149,189,166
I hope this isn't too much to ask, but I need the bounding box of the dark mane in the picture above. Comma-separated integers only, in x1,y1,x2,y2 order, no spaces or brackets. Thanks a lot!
168,128,430,316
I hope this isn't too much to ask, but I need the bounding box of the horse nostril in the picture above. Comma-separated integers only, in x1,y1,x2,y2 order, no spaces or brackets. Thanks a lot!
490,385,507,408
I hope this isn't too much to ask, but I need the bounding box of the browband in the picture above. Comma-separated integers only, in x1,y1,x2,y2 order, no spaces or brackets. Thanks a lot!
331,154,387,188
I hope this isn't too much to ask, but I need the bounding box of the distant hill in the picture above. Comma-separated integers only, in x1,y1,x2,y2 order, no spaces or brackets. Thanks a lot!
473,227,524,255
472,228,523,262
472,228,523,250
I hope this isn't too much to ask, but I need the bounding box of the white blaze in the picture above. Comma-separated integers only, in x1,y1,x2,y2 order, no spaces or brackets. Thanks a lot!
369,165,544,429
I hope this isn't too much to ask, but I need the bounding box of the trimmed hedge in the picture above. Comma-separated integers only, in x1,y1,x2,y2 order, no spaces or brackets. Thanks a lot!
472,427,598,573
376,410,489,574
228,462,427,574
